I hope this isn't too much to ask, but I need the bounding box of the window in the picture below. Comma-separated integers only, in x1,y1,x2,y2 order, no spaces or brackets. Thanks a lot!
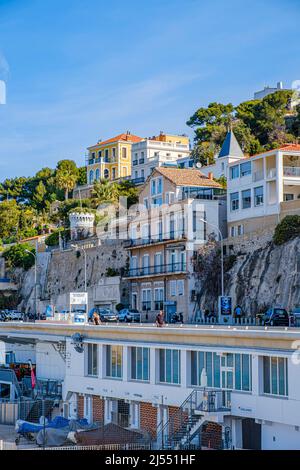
141,169,144,178
230,226,236,237
169,280,177,296
234,354,251,391
89,170,94,185
242,189,251,209
112,147,116,158
143,198,148,210
106,345,122,378
263,356,288,396
191,352,220,388
177,279,184,296
240,161,251,177
284,193,294,201
142,289,151,311
230,192,239,211
237,225,244,236
98,150,102,159
104,169,109,179
131,347,150,381
157,177,163,194
105,149,109,161
112,168,116,180
87,344,98,376
151,179,156,196
159,349,181,384
230,165,239,179
142,254,150,275
122,147,127,158
254,186,264,206
154,288,164,311
95,169,100,181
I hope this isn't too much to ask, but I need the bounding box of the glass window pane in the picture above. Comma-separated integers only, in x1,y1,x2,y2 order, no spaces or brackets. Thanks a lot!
213,353,220,388
263,357,270,394
242,355,250,391
271,357,278,395
198,352,204,386
166,350,172,383
106,346,111,377
191,351,198,385
137,348,143,380
235,354,241,390
227,353,234,367
278,358,285,396
131,348,136,380
159,350,165,382
227,371,233,389
173,350,180,384
206,352,212,387
143,348,149,381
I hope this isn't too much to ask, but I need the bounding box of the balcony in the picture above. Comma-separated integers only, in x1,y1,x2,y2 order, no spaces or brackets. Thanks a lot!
127,262,187,278
283,166,300,177
139,158,145,164
130,176,145,185
132,160,138,166
125,231,187,248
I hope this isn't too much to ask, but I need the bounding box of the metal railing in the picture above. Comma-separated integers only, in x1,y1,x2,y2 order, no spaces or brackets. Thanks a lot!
283,166,300,177
130,176,145,185
127,262,187,277
156,388,231,450
125,231,187,247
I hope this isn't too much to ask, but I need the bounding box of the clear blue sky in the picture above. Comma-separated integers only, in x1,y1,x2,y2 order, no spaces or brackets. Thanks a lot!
0,0,299,179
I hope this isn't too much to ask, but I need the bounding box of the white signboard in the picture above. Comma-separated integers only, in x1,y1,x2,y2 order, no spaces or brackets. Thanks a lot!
70,292,88,305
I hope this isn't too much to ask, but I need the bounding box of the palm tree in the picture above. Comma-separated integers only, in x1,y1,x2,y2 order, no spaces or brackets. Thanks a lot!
92,179,119,205
55,160,79,200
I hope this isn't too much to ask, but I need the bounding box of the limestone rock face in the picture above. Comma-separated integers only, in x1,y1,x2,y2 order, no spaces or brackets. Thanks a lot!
198,236,300,315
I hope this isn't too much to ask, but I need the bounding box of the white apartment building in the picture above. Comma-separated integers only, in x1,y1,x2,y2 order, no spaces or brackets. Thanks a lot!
1,322,300,449
130,133,190,185
200,130,245,180
227,144,300,236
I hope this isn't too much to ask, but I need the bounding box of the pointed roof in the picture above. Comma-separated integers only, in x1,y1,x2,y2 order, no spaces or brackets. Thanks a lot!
218,130,244,158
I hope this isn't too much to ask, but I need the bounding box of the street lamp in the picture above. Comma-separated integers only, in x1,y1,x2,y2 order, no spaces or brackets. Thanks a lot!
199,219,224,297
25,250,37,321
71,244,88,323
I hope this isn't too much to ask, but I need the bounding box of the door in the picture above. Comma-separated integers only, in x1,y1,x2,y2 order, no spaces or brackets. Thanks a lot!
220,354,234,408
242,419,261,450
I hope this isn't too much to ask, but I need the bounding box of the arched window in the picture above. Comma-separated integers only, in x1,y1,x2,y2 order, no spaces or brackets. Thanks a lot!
104,169,109,179
89,170,94,184
95,168,100,181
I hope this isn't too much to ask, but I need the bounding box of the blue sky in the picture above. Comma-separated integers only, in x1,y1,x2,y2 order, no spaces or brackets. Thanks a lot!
0,0,299,179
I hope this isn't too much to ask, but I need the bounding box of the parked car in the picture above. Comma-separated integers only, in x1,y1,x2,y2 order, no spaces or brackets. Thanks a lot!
99,309,118,323
118,308,141,323
262,308,290,326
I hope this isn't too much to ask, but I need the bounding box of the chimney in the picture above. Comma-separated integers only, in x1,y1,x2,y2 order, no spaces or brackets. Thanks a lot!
208,172,214,180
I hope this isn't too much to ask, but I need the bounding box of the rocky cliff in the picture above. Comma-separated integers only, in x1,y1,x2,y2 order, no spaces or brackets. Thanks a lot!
197,236,300,315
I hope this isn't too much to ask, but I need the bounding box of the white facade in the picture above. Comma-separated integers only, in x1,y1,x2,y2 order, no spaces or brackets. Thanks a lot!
227,146,300,236
2,323,300,449
131,138,190,184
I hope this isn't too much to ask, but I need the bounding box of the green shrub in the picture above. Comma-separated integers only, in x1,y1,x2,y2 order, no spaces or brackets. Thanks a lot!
45,228,70,246
273,215,300,245
3,243,36,270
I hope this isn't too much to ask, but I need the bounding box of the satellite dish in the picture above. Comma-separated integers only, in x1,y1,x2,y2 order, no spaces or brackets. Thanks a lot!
196,162,202,169
71,333,84,353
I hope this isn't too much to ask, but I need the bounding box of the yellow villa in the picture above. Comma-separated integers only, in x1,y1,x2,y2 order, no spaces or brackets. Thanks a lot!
86,131,143,184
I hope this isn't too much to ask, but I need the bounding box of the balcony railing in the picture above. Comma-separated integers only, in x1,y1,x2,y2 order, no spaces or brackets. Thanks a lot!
125,231,187,248
130,177,145,185
283,166,300,177
127,262,187,277
267,168,276,179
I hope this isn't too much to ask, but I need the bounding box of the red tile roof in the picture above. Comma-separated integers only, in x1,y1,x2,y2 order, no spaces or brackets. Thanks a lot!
154,167,223,188
89,133,143,148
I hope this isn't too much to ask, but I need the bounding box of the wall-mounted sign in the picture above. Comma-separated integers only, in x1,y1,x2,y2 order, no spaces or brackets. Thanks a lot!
70,292,88,305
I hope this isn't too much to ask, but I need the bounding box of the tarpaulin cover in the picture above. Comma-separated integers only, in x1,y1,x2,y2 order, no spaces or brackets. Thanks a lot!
75,423,149,446
36,419,96,447
16,416,88,434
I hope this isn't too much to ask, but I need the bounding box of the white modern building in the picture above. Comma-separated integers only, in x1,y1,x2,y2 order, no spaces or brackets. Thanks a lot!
227,144,300,236
130,133,190,185
1,322,300,449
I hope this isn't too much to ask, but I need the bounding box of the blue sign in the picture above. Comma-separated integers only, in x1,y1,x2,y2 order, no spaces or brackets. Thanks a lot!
219,296,232,316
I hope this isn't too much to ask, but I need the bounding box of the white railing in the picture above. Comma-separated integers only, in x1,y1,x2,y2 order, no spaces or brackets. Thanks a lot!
253,170,264,182
267,168,276,179
283,166,300,177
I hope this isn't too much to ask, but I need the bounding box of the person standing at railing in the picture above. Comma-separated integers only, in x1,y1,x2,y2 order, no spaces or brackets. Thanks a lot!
156,310,165,327
234,305,243,324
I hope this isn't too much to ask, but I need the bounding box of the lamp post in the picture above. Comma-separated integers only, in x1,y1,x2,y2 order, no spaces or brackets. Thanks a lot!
25,250,37,322
199,219,224,297
71,244,88,323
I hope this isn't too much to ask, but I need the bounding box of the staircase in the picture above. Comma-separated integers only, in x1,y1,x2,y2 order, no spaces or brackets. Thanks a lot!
155,388,232,450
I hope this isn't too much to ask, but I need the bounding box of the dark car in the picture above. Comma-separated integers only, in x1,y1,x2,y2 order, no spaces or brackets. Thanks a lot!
99,309,118,323
262,308,290,326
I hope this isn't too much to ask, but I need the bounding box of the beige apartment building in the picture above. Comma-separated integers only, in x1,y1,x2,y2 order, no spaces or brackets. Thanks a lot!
124,167,227,322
